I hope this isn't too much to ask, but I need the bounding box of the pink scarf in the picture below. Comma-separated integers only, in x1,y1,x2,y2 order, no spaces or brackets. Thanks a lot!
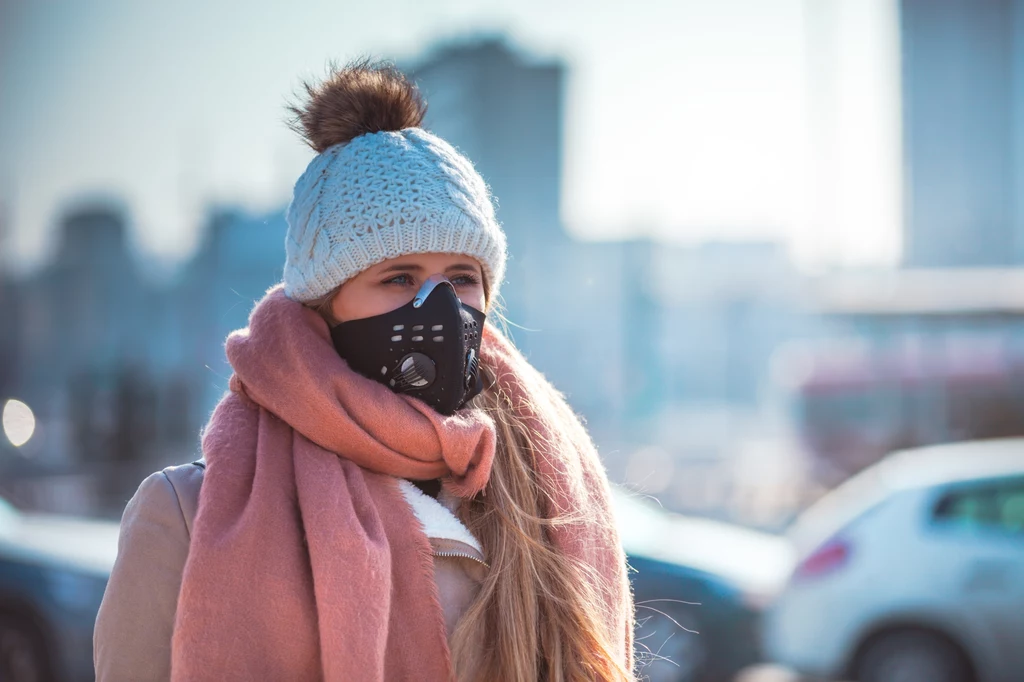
171,286,633,681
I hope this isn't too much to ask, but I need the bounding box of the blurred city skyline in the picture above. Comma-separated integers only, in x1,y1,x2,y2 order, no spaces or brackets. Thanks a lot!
0,0,901,274
5,0,1023,520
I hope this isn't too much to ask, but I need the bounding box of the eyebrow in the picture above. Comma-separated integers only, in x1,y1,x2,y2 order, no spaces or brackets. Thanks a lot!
377,262,481,275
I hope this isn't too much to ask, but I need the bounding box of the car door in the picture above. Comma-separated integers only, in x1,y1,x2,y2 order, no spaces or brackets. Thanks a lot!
930,475,1024,682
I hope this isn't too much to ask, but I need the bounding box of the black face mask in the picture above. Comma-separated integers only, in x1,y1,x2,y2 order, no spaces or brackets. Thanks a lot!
330,274,486,416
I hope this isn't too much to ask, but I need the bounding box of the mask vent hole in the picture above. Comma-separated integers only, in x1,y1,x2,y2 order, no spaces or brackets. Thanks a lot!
393,325,405,331
380,366,388,375
433,336,443,342
412,335,424,342
431,324,443,331
391,335,402,342
413,324,424,331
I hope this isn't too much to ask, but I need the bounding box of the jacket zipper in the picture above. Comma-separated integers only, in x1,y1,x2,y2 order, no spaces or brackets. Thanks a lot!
432,549,490,568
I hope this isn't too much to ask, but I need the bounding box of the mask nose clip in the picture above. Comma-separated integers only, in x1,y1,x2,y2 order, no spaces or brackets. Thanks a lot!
413,273,459,308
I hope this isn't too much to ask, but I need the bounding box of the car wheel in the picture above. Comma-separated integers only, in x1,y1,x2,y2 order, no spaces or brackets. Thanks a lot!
0,615,51,682
854,629,973,682
634,603,707,682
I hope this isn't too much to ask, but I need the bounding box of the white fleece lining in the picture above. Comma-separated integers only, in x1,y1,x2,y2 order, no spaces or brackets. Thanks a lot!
397,479,483,554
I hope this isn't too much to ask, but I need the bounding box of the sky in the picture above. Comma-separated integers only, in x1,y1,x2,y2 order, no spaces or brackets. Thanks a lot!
0,0,901,274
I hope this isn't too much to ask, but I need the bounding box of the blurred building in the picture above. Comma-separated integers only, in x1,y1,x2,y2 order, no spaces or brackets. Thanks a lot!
653,242,807,408
803,0,902,267
900,0,1024,266
773,0,1024,484
771,268,1024,484
0,204,167,509
1,36,820,523
0,201,286,514
176,207,287,426
13,203,159,465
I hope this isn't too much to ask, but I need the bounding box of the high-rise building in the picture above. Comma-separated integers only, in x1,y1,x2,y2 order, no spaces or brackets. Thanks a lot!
900,0,1024,266
802,0,902,267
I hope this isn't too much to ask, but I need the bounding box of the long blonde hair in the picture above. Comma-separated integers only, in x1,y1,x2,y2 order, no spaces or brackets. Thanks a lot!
452,354,634,682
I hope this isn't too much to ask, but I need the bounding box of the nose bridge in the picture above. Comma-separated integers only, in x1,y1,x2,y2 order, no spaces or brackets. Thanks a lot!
413,273,457,308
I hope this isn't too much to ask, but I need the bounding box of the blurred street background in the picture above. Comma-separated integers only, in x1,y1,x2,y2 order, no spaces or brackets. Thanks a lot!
1,1,1022,681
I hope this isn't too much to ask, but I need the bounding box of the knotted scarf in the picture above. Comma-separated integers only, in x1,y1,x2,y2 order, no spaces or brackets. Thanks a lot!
170,286,633,680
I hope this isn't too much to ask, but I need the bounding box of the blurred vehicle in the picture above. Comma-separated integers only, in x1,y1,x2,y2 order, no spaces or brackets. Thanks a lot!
611,487,794,682
765,438,1024,682
0,495,118,682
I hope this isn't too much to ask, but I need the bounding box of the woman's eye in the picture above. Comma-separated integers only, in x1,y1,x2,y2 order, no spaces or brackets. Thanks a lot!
384,273,479,287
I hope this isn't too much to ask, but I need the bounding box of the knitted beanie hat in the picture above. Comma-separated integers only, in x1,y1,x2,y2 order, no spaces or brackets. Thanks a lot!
282,61,507,303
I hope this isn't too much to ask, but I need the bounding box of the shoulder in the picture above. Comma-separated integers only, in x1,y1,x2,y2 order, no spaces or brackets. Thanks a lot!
125,461,205,539
160,461,205,536
96,464,202,680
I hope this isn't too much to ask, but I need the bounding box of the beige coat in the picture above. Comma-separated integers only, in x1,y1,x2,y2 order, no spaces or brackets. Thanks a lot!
94,462,487,682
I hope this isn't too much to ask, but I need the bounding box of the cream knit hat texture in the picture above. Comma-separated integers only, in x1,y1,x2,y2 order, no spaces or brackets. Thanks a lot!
283,113,506,303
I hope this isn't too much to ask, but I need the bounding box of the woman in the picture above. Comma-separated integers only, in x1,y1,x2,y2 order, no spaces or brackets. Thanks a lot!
94,60,635,682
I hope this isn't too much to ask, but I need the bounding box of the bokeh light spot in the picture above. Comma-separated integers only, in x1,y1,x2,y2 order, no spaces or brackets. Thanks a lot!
2,399,36,447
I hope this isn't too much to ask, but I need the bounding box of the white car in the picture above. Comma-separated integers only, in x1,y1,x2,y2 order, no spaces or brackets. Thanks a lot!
765,438,1024,682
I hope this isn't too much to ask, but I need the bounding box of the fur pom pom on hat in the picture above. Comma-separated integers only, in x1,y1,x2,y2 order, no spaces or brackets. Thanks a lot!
282,60,507,303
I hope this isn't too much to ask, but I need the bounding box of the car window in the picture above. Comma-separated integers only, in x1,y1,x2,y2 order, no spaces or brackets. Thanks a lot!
932,476,1024,535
